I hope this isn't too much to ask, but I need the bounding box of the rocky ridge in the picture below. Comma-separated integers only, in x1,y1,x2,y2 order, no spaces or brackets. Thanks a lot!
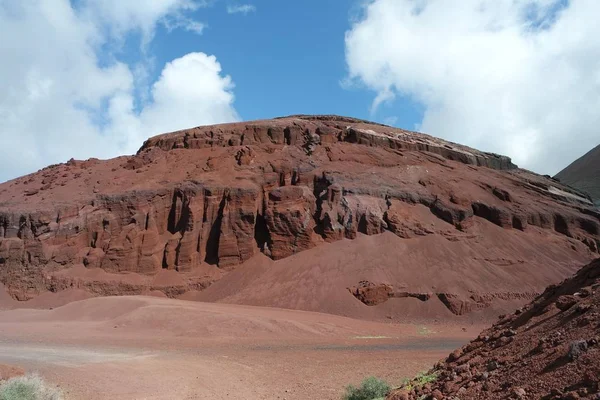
0,115,599,315
389,258,600,400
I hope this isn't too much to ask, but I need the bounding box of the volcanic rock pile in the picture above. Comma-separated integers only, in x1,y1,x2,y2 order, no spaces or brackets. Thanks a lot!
0,115,598,317
389,258,600,400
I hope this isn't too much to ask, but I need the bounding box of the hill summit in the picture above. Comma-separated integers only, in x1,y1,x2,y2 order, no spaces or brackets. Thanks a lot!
0,115,598,320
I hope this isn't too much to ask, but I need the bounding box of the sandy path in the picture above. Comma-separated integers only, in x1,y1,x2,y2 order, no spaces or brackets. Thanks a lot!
0,341,155,367
0,296,479,399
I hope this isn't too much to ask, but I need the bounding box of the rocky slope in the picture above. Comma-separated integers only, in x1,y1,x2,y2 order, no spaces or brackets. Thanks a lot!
556,144,600,207
0,115,599,319
389,258,600,400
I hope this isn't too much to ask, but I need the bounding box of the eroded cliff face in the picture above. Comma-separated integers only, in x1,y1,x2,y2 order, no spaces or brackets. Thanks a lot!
0,115,598,313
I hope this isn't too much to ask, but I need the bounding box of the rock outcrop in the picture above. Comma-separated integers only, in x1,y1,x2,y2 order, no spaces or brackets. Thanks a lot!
349,281,431,306
389,258,600,400
0,115,599,309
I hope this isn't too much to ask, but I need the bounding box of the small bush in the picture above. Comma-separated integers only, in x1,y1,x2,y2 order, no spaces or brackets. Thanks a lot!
0,374,63,400
343,376,391,400
401,371,438,391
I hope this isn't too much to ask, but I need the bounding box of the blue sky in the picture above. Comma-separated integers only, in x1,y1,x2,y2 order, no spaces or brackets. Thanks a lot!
0,0,599,182
136,0,422,127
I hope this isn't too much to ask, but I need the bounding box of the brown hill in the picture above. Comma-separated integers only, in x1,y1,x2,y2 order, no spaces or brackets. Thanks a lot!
389,258,600,400
556,144,600,207
0,115,599,320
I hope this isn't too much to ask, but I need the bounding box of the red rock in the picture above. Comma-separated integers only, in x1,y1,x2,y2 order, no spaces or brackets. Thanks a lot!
348,281,393,306
0,115,598,309
387,258,600,400
265,185,318,259
447,349,462,362
437,293,473,316
556,295,578,311
442,381,458,393
388,390,410,400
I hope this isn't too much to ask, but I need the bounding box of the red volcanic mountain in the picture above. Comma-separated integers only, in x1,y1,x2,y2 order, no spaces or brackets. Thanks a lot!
0,115,598,320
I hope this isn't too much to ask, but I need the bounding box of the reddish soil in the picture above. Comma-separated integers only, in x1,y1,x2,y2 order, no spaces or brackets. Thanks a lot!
389,258,600,400
0,363,25,381
1,115,599,399
0,115,598,321
0,295,480,399
189,227,592,322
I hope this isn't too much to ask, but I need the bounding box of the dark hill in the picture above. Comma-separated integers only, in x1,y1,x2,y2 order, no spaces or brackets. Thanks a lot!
556,144,600,207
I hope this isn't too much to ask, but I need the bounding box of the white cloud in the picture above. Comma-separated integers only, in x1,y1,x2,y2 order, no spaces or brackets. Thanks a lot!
78,0,207,44
383,116,398,126
345,0,600,175
227,4,256,15
0,0,239,182
114,53,239,140
163,16,206,35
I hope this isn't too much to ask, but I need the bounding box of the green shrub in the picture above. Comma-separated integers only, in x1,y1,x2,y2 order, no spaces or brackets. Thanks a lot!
343,376,391,400
400,371,438,391
0,374,63,400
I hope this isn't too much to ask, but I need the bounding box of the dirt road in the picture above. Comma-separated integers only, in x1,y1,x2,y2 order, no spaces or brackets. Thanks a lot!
0,296,479,399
